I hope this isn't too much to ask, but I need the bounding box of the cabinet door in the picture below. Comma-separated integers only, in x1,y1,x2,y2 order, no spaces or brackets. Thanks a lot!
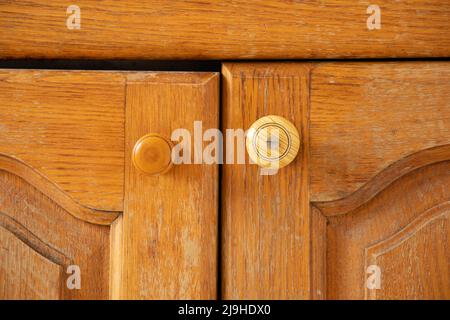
222,62,450,300
0,70,219,299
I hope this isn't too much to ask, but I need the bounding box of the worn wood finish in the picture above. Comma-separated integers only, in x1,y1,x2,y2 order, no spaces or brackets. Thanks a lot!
0,170,110,300
311,206,327,300
322,161,450,299
314,145,450,217
222,62,450,300
0,223,63,300
119,72,219,299
0,62,448,300
1,1,449,59
0,70,125,212
222,63,311,299
310,62,450,203
365,202,450,300
309,61,450,300
0,154,119,225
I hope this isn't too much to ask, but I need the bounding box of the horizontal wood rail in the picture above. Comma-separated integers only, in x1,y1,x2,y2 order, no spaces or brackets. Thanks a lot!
0,1,449,59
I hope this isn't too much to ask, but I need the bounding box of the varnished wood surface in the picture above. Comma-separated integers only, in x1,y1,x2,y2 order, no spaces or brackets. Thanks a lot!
0,170,110,299
323,161,450,299
0,62,449,299
309,61,450,300
0,154,120,225
221,63,311,299
119,72,219,299
314,145,450,217
365,202,449,300
222,61,450,300
1,1,449,59
311,206,327,300
0,70,125,212
310,62,450,202
0,222,63,299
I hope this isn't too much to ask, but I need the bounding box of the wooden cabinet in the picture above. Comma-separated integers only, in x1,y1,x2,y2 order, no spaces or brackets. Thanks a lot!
1,62,448,300
0,0,449,300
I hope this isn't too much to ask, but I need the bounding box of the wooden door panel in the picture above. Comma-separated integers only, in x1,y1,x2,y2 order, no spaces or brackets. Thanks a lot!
310,62,450,300
0,70,219,300
0,70,125,299
0,70,125,212
322,161,450,299
310,62,450,203
366,202,449,300
0,223,63,300
0,170,110,299
222,62,450,300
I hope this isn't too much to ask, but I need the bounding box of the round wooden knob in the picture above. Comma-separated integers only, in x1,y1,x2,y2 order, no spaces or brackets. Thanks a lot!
246,115,300,169
132,134,173,175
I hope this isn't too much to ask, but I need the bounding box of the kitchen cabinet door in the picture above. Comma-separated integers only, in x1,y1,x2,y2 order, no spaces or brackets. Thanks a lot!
222,62,450,300
0,70,219,299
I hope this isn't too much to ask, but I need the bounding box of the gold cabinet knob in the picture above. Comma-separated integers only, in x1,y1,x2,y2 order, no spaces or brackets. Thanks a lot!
246,115,300,169
132,134,173,175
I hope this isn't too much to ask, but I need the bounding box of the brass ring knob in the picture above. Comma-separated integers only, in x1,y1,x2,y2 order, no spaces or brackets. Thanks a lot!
132,134,173,175
246,115,300,169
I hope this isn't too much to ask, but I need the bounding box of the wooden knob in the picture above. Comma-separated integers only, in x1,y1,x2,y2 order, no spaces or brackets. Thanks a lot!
132,134,173,175
246,115,300,169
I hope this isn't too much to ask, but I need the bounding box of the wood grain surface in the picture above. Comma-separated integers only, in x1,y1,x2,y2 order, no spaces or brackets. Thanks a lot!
365,202,449,300
310,62,450,202
0,70,125,212
323,161,450,299
0,154,120,225
1,1,449,59
0,222,63,299
0,170,110,299
118,72,219,299
310,61,450,299
221,63,311,299
222,61,450,300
